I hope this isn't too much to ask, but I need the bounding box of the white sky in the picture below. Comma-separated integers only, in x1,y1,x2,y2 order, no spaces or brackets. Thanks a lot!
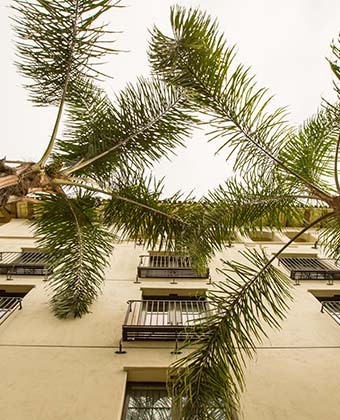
1,0,339,198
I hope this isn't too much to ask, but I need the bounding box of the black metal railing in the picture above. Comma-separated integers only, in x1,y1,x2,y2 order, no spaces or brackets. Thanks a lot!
321,301,340,325
137,255,209,279
122,299,210,341
0,296,22,325
278,257,340,285
0,251,48,277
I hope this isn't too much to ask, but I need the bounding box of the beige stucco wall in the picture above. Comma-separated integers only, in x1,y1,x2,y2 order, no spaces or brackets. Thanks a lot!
0,221,339,419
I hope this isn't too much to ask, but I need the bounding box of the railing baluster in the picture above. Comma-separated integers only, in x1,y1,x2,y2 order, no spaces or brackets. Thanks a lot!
151,300,154,326
171,300,175,324
185,301,188,325
163,301,166,326
156,300,159,326
135,301,141,326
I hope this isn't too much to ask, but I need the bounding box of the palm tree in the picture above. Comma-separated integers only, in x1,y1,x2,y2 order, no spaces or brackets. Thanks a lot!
148,6,340,419
2,2,340,418
0,0,200,319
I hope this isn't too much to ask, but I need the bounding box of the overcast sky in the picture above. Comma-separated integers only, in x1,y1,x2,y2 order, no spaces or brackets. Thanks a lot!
1,0,339,198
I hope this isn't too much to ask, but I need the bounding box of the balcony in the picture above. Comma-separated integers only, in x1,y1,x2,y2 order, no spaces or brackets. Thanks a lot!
137,254,209,279
0,251,48,278
278,257,340,285
0,296,22,325
122,299,209,341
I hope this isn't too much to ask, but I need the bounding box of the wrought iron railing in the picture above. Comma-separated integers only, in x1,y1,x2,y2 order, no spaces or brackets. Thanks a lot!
137,255,209,279
278,257,340,285
321,301,340,325
0,251,48,277
122,299,210,341
0,296,22,325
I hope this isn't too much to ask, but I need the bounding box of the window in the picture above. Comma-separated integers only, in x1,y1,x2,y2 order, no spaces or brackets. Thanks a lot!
248,231,282,242
122,383,172,420
283,231,316,243
122,295,208,341
121,382,238,420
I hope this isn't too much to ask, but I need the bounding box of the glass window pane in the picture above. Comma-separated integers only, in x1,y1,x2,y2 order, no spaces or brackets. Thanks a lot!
123,383,172,420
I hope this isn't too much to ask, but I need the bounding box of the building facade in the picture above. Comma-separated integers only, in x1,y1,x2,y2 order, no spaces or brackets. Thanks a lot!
1,219,340,419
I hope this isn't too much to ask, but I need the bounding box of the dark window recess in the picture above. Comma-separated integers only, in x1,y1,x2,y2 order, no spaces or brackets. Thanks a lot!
0,251,48,277
122,383,172,420
278,257,340,284
137,255,209,279
122,296,209,341
314,294,340,303
0,289,27,298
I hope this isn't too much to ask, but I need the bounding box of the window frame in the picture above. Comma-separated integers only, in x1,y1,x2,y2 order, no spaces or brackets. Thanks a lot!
121,382,172,420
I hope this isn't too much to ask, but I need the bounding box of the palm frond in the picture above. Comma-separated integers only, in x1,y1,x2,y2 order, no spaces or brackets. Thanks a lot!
149,6,293,177
103,172,300,281
12,0,118,106
52,172,215,275
169,248,292,420
102,169,321,274
279,108,338,192
102,171,192,250
33,191,115,318
173,173,317,272
100,169,220,274
149,7,338,205
329,34,340,96
170,180,297,273
204,173,313,237
318,215,340,258
55,77,197,179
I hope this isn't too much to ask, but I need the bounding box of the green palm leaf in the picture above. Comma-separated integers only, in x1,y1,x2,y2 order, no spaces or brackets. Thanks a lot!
150,6,292,177
279,109,338,192
204,173,310,236
150,6,339,204
318,216,340,257
12,0,118,106
329,34,340,96
102,171,192,250
55,77,197,178
33,191,115,318
101,169,322,276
